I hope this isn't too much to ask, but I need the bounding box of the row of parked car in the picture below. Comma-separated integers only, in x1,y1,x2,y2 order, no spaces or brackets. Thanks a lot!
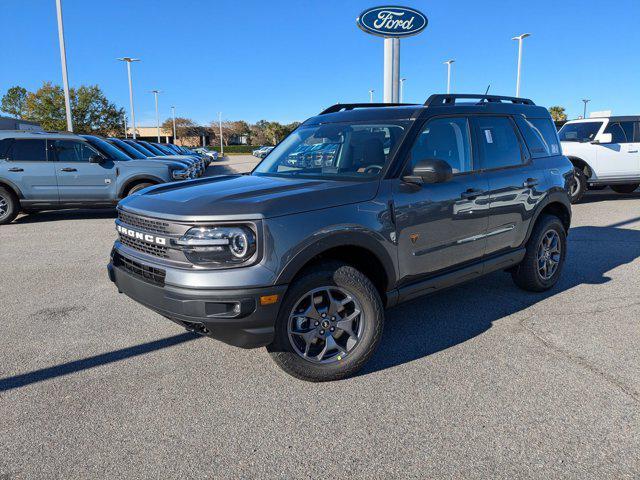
0,129,218,225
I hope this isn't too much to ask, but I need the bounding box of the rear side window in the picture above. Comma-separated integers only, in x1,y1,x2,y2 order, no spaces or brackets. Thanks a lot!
0,138,13,158
410,117,472,173
515,117,561,158
7,139,48,161
472,116,523,170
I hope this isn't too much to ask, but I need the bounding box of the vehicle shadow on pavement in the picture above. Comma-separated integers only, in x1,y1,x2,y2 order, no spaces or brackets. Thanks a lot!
0,332,200,393
13,208,117,224
579,191,639,204
359,220,640,377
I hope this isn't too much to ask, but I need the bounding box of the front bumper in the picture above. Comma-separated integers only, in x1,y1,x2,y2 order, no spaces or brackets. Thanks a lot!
108,253,287,349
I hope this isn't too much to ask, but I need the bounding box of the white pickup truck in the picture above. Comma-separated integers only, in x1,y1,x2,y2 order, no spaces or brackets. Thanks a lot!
558,116,640,202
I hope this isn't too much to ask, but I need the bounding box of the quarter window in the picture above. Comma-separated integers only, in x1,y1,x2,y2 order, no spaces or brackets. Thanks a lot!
410,117,472,173
515,117,561,158
7,139,48,161
473,116,523,170
52,140,98,162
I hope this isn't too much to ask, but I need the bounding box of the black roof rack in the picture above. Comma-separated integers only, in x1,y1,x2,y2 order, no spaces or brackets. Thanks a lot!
424,94,535,106
319,103,418,115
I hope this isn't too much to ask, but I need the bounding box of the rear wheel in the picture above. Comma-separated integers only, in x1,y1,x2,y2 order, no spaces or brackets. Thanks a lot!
610,183,639,194
569,168,587,204
511,214,567,292
268,262,384,382
0,187,19,225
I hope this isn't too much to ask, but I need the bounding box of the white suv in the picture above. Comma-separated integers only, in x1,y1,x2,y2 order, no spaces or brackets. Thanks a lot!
558,116,640,202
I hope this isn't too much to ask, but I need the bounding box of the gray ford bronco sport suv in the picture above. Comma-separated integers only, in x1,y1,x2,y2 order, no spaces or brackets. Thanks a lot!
108,94,573,381
0,131,190,225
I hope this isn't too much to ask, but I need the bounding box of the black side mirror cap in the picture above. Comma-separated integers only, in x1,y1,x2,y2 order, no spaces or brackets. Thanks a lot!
403,158,453,185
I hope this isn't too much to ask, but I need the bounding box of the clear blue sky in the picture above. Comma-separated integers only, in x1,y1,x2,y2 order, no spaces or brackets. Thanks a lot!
1,0,639,125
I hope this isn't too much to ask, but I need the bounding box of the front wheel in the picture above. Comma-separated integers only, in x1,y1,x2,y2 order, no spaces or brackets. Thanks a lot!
511,215,567,292
125,182,154,197
610,183,639,194
267,262,384,382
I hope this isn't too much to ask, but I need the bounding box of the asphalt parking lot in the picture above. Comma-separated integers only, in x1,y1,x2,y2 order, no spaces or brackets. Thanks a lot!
1,160,639,479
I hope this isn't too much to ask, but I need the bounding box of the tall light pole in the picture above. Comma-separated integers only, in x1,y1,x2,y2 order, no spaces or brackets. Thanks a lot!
512,33,531,97
55,0,73,132
123,113,127,138
171,106,177,144
400,78,406,102
582,99,590,119
444,60,455,94
369,89,374,103
150,90,161,142
117,57,140,139
218,112,224,156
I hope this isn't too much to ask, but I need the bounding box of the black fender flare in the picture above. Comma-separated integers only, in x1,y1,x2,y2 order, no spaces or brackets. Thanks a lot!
117,174,165,198
522,190,572,245
0,178,25,199
274,229,397,292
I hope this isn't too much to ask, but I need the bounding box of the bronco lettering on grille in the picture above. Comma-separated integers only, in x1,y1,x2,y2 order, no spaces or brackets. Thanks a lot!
116,224,167,245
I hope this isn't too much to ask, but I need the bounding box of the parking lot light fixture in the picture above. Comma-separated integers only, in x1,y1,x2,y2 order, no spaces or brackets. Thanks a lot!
400,78,406,102
582,99,590,118
171,106,177,144
512,33,531,97
117,57,140,139
443,60,455,94
55,0,73,132
150,90,162,142
369,89,374,103
218,112,224,156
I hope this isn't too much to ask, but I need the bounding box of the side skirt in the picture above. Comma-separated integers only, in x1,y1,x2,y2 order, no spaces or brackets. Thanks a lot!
388,248,526,306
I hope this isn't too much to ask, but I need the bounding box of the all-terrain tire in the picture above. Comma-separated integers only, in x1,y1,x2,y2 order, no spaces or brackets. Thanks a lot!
569,168,587,204
0,187,19,225
267,262,384,382
126,182,155,196
511,214,567,292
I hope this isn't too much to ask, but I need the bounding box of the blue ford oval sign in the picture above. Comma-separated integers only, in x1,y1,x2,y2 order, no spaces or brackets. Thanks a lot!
357,6,427,38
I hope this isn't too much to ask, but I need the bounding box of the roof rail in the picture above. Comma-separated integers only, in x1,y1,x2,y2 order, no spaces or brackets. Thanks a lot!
424,94,535,107
319,103,418,115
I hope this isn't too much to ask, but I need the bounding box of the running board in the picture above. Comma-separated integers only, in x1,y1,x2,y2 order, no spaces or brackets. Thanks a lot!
391,248,526,305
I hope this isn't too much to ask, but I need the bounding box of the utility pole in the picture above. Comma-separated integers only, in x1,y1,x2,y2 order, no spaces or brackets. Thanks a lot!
400,78,406,102
369,89,374,103
150,90,161,142
218,112,224,157
55,0,73,131
171,106,177,144
117,57,140,138
512,33,531,97
582,99,590,119
444,60,455,94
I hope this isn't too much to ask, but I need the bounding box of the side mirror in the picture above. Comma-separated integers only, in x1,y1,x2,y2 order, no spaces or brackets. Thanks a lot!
591,133,612,144
403,158,453,185
89,154,105,164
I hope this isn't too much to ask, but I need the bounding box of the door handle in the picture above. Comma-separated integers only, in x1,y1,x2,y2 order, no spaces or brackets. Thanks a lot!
628,149,638,153
460,188,485,199
8,167,24,172
523,177,539,188
60,167,77,172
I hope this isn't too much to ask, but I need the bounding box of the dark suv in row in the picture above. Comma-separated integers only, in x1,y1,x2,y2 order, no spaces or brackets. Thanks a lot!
108,94,573,381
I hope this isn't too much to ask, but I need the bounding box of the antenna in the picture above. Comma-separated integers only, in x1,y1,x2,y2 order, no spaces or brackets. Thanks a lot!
484,84,491,95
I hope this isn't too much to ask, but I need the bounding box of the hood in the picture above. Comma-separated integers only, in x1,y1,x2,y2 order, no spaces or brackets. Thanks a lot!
149,156,192,167
155,154,197,164
119,174,379,220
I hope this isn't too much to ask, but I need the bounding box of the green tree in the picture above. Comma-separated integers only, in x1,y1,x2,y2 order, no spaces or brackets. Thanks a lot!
161,116,201,140
548,106,567,122
1,86,28,118
24,82,67,130
72,85,125,135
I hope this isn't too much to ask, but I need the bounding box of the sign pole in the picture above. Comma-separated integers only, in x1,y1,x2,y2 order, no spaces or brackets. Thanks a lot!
383,38,400,103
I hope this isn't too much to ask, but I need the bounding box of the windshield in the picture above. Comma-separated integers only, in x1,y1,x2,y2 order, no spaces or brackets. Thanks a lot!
558,121,603,143
253,122,407,180
140,142,165,155
153,143,173,155
82,136,131,161
124,140,153,156
108,138,146,159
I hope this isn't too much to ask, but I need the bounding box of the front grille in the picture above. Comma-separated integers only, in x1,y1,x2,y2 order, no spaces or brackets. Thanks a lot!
118,210,169,234
113,252,166,286
119,235,169,258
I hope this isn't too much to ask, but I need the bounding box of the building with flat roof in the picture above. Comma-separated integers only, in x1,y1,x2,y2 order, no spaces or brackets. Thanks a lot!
0,116,42,131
